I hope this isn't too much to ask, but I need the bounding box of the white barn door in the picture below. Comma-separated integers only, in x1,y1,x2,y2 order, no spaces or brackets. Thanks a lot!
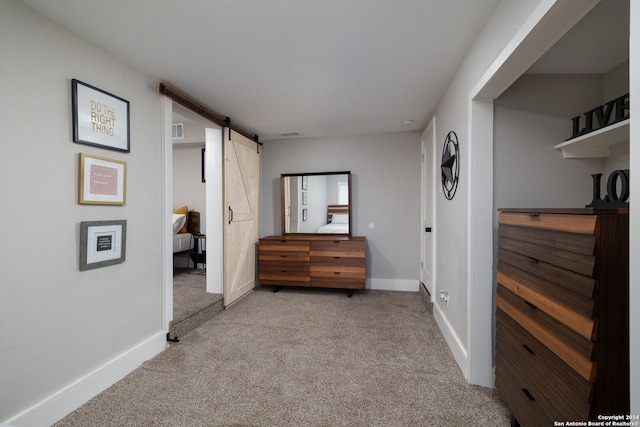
223,128,260,306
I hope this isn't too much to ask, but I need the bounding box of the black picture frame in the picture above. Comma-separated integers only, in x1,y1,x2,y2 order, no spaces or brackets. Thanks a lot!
201,148,206,183
72,79,130,153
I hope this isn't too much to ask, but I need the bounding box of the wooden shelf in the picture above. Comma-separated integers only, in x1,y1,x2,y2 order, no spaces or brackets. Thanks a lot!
554,119,629,159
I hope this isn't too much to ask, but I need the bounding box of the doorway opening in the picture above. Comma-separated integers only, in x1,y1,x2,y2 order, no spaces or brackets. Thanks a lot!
420,117,436,302
166,101,223,339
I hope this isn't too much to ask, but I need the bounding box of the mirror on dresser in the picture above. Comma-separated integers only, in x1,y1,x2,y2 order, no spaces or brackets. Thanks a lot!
281,171,351,236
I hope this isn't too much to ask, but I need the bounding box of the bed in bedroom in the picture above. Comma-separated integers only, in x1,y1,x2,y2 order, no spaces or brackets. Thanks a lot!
172,209,200,256
316,205,350,234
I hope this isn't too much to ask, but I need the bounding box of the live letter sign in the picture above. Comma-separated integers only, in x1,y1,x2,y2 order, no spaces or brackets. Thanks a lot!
568,93,629,140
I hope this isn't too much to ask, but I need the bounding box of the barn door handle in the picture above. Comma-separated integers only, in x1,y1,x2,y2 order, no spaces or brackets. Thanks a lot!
228,206,233,224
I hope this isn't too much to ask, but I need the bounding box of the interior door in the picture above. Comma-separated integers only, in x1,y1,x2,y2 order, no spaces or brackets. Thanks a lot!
421,120,435,297
223,127,260,306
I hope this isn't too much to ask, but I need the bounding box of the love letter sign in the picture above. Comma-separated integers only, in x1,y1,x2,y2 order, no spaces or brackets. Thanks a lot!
588,169,630,208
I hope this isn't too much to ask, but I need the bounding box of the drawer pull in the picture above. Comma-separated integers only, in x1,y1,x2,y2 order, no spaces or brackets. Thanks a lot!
280,255,287,258
280,239,287,243
525,256,538,264
281,270,287,273
524,301,538,310
522,344,535,355
333,256,341,259
334,272,341,275
333,240,341,244
521,388,535,401
527,212,540,217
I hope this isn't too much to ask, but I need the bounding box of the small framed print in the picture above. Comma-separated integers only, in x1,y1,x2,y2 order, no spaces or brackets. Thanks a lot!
79,220,126,270
79,153,127,205
201,148,206,183
72,79,130,153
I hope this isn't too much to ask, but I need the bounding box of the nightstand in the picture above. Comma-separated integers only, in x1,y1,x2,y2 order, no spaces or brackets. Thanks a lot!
188,234,206,274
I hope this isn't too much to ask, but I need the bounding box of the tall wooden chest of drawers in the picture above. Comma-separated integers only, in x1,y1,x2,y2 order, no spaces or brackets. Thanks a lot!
258,235,366,293
495,209,629,425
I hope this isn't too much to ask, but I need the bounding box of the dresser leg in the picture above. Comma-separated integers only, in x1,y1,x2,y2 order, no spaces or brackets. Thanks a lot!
510,414,520,427
272,286,281,293
347,290,353,298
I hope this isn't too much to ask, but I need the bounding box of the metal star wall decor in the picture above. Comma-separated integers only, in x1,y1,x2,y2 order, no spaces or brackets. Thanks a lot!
441,131,459,200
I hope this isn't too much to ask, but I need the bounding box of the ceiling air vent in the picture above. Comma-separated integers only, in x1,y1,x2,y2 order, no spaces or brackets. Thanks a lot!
172,123,184,139
275,132,302,138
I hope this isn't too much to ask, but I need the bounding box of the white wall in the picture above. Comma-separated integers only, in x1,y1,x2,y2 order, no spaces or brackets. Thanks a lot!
260,132,421,290
604,61,631,176
429,0,543,377
0,1,166,424
494,73,608,212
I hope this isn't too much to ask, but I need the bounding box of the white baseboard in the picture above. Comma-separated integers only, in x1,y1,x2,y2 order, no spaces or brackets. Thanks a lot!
432,302,468,377
5,332,167,427
367,278,420,292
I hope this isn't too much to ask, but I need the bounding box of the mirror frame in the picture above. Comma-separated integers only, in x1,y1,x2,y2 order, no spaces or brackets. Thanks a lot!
280,171,352,236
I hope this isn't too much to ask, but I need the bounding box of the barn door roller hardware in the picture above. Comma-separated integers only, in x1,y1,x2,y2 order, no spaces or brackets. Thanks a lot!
158,82,262,153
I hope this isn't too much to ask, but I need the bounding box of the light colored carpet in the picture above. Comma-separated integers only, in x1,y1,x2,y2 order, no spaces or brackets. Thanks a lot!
170,268,223,339
172,268,221,321
55,287,510,426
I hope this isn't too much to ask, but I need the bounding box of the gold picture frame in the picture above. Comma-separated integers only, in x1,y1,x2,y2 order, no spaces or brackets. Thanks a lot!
78,153,127,205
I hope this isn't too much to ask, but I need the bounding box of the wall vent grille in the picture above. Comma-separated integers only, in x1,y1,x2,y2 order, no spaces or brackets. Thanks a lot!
172,123,184,139
275,132,302,138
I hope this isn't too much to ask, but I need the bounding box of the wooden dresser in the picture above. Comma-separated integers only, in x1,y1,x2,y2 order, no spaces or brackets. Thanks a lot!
495,208,629,426
258,235,366,295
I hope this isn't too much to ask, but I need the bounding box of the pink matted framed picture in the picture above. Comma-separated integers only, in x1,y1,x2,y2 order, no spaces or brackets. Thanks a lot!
78,153,127,205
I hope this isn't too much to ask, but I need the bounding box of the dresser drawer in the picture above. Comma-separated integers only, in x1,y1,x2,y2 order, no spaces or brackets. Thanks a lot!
498,212,597,235
259,273,310,287
498,223,596,255
259,239,310,252
497,257,594,320
497,309,592,420
497,261,595,339
497,285,595,382
311,265,365,278
259,260,309,273
258,250,309,262
498,234,596,277
310,240,365,257
495,361,554,427
498,248,596,300
310,275,365,289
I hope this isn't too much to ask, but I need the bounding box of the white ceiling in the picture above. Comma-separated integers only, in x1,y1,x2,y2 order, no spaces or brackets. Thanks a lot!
21,0,628,141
